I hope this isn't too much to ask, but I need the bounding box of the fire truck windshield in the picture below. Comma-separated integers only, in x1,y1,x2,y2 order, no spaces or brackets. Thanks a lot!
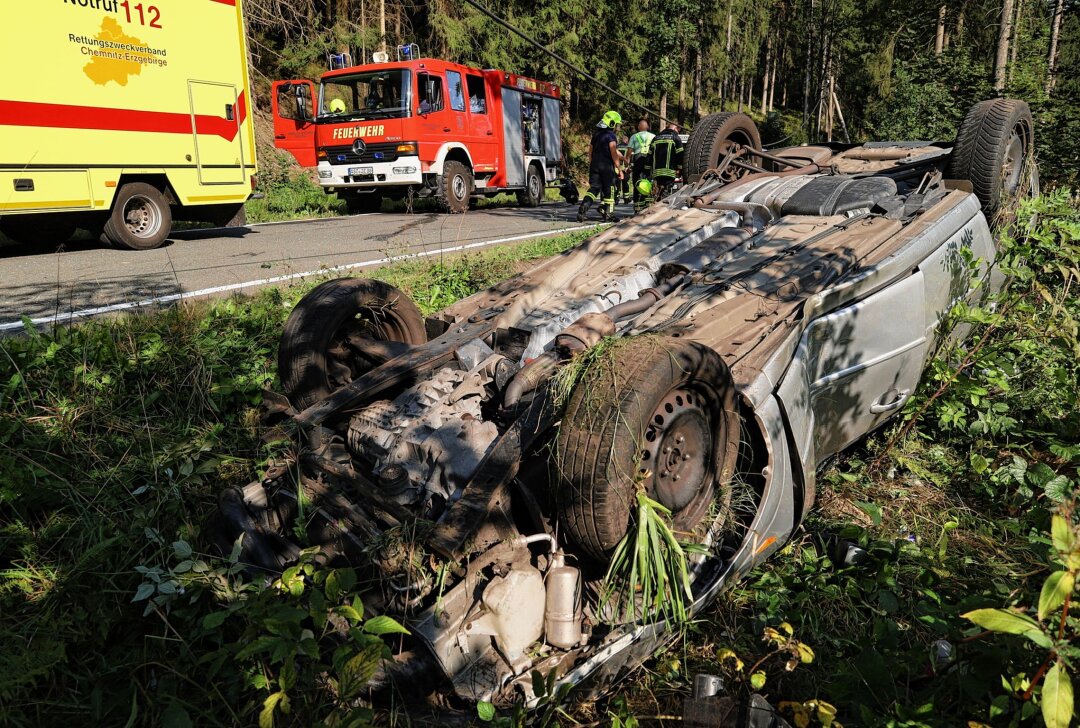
318,69,411,122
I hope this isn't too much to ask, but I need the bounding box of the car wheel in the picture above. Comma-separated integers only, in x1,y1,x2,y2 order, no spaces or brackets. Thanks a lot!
555,337,740,561
947,98,1037,221
0,214,77,246
103,182,172,250
344,192,383,214
278,278,427,410
684,112,762,184
438,160,472,214
517,164,544,208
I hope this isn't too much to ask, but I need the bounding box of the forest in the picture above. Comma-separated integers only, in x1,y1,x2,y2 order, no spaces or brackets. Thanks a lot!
242,0,1078,187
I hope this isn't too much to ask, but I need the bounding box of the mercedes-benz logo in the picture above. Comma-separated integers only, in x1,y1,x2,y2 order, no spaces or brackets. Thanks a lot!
352,139,367,155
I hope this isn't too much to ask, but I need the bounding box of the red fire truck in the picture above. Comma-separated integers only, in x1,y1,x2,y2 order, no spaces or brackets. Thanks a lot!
271,50,575,213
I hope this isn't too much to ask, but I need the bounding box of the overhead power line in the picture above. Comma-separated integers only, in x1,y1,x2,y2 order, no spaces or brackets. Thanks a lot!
460,0,682,128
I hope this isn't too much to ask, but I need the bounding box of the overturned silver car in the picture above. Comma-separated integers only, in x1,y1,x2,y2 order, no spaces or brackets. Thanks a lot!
214,99,1038,710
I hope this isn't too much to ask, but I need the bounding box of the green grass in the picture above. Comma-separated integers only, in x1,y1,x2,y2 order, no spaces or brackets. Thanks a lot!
0,227,592,727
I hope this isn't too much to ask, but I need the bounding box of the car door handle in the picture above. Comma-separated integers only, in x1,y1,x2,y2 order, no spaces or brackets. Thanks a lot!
443,126,451,132
870,389,911,414
486,130,494,135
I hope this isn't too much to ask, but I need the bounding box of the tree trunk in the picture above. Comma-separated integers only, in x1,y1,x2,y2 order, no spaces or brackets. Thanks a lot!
379,0,386,52
956,3,966,46
768,30,778,112
693,18,703,120
992,0,1015,93
1046,0,1065,95
1008,0,1023,84
802,0,814,132
761,31,772,115
660,93,668,123
935,4,947,55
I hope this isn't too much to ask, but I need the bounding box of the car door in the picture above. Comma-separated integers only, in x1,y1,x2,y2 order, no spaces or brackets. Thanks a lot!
416,71,452,145
465,73,498,175
779,271,930,467
271,80,317,167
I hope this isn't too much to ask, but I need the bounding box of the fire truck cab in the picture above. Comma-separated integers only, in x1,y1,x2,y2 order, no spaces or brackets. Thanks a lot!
272,53,572,213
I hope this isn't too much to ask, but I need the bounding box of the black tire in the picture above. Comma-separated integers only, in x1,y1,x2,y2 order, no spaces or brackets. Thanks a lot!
946,99,1037,220
344,192,383,214
0,214,77,246
555,337,740,561
684,112,762,184
437,160,472,214
102,182,172,250
517,164,544,207
278,278,427,410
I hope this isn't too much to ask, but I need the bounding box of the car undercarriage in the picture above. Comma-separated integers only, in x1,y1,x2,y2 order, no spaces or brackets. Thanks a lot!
212,99,1038,715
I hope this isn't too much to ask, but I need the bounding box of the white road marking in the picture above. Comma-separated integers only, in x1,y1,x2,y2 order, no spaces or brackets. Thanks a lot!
1,225,597,333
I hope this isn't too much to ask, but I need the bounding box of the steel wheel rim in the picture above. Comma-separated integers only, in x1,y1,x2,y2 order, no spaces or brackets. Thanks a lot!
124,195,162,239
529,171,541,200
1002,128,1026,195
641,388,714,512
452,174,468,201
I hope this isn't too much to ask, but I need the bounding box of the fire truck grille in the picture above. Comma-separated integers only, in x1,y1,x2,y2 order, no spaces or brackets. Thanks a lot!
323,143,404,165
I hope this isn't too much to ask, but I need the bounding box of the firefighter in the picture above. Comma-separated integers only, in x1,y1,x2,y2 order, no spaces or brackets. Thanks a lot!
627,118,655,214
577,110,624,223
650,122,685,201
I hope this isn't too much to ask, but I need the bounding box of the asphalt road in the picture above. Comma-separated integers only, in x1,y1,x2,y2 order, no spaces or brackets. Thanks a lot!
0,201,608,333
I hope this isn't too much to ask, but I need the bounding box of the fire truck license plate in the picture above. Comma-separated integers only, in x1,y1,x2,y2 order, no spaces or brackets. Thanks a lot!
349,167,373,177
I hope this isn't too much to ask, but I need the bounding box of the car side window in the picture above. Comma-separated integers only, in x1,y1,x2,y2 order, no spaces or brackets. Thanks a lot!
466,74,487,114
417,73,445,114
447,70,466,112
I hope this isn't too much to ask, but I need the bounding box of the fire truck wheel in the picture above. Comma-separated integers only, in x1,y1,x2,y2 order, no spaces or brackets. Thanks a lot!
0,214,77,247
344,192,383,214
103,183,172,251
517,164,544,208
438,161,473,214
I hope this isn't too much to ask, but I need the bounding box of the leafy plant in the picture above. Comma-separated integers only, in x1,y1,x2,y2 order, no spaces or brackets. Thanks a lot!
963,503,1080,728
601,488,703,624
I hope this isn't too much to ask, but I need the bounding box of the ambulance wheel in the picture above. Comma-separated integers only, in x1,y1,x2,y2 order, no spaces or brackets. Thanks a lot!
103,183,172,251
517,164,544,208
344,192,383,214
438,161,472,214
0,214,77,247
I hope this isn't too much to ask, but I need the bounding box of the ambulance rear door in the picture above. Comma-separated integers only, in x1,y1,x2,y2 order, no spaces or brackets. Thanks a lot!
188,80,245,185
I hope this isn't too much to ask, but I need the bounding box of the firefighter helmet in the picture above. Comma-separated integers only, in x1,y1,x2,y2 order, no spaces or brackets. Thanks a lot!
636,178,653,197
601,110,623,128
329,98,347,113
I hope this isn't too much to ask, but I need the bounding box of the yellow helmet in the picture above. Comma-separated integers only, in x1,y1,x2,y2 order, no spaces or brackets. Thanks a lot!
601,110,622,128
636,178,653,197
329,98,347,114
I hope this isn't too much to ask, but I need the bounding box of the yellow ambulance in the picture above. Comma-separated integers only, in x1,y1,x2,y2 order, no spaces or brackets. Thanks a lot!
0,0,257,250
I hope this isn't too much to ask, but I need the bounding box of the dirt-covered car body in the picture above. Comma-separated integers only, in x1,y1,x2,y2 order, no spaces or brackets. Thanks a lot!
214,100,1037,710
